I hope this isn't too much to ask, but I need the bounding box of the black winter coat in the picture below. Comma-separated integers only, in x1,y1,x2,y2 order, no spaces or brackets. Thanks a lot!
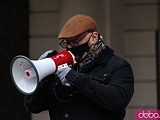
24,46,134,120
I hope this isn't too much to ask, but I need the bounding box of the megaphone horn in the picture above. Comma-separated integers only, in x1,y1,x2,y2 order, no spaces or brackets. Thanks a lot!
10,50,75,95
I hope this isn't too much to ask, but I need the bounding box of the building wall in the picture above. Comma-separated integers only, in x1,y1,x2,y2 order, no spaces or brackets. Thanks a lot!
29,0,59,119
29,0,59,60
123,0,158,120
29,0,158,120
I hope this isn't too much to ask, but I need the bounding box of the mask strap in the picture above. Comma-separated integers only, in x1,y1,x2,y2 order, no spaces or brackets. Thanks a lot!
79,33,94,61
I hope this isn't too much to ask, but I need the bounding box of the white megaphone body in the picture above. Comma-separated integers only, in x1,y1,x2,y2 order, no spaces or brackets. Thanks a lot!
10,50,76,95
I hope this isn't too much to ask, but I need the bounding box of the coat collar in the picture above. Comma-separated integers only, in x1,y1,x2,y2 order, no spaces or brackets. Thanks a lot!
94,45,114,65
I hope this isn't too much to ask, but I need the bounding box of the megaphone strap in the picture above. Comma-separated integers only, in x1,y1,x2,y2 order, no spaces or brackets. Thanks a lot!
52,78,74,103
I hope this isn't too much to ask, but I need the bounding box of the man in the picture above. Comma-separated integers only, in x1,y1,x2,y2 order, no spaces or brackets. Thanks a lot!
24,14,134,120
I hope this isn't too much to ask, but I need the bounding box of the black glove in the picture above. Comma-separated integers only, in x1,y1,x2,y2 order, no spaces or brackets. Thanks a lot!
39,50,58,60
38,50,58,85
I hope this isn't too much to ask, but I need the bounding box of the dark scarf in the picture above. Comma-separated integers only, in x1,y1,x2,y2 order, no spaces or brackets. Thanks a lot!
73,35,114,73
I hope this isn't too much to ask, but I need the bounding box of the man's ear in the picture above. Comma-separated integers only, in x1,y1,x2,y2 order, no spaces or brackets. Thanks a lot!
90,32,98,45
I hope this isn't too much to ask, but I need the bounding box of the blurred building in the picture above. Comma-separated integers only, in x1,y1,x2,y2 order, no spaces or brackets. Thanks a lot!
0,0,158,120
29,0,159,120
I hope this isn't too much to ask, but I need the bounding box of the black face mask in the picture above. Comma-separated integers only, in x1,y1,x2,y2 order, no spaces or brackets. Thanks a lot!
67,41,90,59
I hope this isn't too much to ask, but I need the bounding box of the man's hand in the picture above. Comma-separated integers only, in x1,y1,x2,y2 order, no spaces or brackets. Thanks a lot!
57,64,71,86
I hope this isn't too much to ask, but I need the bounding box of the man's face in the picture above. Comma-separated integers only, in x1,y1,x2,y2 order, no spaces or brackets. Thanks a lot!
59,32,98,49
59,32,99,62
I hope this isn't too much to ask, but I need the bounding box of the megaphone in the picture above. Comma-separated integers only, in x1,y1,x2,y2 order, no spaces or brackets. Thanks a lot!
10,50,75,95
